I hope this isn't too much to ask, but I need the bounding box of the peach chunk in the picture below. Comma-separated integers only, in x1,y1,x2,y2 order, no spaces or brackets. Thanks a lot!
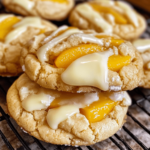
80,93,118,123
55,44,131,71
55,44,105,68
108,55,131,71
90,3,128,24
48,91,118,123
0,16,20,41
39,29,45,34
110,39,125,46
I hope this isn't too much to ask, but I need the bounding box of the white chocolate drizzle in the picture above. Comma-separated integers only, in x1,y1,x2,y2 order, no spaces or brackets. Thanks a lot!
0,14,14,23
37,29,107,63
95,0,114,5
70,33,104,46
133,39,150,53
43,25,68,43
76,3,112,33
22,92,55,112
37,28,82,62
46,105,79,129
5,17,44,44
61,50,113,91
13,0,35,11
22,65,26,72
54,92,99,108
116,1,139,27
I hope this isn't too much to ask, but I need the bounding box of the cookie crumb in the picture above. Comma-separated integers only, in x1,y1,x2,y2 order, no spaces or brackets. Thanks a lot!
109,86,121,91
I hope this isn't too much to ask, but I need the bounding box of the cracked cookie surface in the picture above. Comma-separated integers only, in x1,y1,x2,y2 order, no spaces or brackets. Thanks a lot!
7,74,129,146
0,15,57,77
20,27,143,93
69,1,146,41
2,0,74,21
133,39,150,88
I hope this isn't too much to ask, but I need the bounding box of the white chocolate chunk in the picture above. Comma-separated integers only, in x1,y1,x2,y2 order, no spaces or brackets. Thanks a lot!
109,91,131,105
133,39,150,53
116,1,139,27
106,14,115,25
123,92,132,106
46,105,79,129
95,0,114,5
13,0,35,11
54,92,99,108
109,91,125,101
5,17,44,44
76,3,112,33
37,28,82,63
61,50,113,91
0,14,14,23
71,33,104,46
22,65,26,72
22,93,55,112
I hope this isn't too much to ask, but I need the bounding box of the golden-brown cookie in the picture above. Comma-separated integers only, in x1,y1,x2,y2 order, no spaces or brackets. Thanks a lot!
20,26,143,93
7,73,131,146
0,14,57,76
133,39,150,88
69,0,146,41
2,0,74,21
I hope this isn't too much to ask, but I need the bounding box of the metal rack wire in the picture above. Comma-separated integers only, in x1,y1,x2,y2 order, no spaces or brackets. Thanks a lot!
0,0,150,150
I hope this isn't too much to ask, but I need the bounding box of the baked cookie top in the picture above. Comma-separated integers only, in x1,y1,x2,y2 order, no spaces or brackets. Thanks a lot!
7,73,131,145
69,0,146,41
133,39,150,88
0,14,57,77
20,26,143,92
2,0,74,21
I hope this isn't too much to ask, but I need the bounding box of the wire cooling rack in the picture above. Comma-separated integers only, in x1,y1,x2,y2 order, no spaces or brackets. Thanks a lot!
0,0,150,150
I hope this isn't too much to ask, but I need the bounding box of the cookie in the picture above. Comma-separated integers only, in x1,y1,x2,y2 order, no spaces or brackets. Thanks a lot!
7,73,131,146
2,0,74,21
69,0,146,41
20,26,143,93
0,14,57,76
133,39,150,88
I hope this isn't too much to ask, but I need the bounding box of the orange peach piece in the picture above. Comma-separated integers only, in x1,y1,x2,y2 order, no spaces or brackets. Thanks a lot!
55,44,105,68
49,92,80,109
80,93,118,123
110,39,125,46
0,16,20,41
39,29,45,34
108,55,131,71
90,3,128,24
55,44,131,71
48,92,118,123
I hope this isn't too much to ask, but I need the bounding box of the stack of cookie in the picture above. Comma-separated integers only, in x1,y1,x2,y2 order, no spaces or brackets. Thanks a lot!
7,25,144,146
1,0,148,147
